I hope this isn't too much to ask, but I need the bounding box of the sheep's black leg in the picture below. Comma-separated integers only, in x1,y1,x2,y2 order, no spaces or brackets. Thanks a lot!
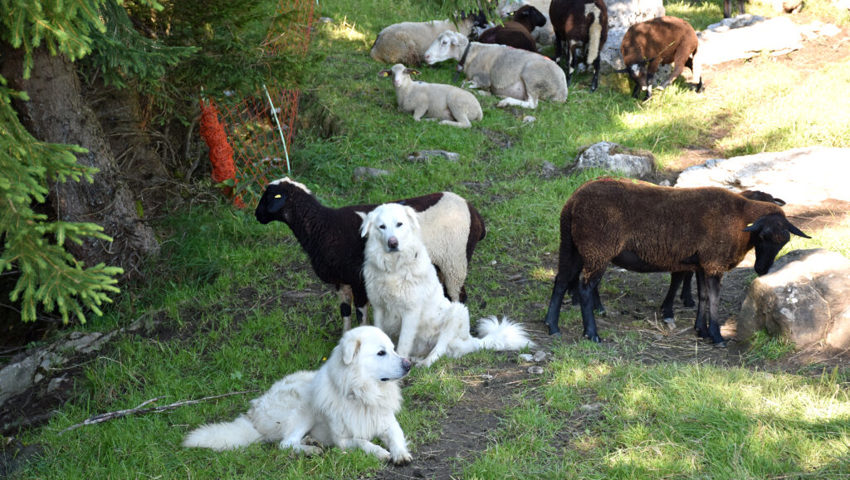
340,302,352,331
705,274,726,347
694,271,710,338
723,0,733,18
553,32,564,65
544,272,570,335
565,45,573,87
680,271,695,307
590,56,601,92
631,81,642,99
738,0,746,14
571,286,605,315
578,275,603,342
660,272,685,324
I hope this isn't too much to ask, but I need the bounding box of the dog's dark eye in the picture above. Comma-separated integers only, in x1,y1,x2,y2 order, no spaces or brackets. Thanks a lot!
396,222,403,227
378,350,386,356
379,224,386,230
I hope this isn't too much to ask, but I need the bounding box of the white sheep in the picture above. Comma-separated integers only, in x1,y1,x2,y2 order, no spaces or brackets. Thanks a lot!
370,16,480,66
379,64,483,128
423,30,567,109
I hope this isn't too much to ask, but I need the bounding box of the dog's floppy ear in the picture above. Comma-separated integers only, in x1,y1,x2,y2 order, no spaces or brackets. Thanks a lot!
342,337,361,365
403,205,421,232
357,210,371,238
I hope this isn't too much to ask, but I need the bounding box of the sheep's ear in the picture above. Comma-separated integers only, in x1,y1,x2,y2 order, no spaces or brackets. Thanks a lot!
379,70,391,78
341,337,361,365
784,219,811,239
357,210,371,238
407,68,421,76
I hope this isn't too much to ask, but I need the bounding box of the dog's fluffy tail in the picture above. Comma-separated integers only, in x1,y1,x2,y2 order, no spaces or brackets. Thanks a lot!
473,316,535,351
182,415,262,451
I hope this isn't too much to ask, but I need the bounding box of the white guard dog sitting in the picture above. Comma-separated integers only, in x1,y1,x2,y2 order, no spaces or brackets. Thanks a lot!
182,326,413,464
360,202,533,366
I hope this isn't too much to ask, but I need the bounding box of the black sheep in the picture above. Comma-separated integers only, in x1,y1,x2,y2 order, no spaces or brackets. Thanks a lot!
255,178,486,331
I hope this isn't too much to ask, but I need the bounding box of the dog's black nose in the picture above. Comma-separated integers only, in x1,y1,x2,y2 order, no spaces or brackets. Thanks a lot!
388,237,399,250
401,358,411,371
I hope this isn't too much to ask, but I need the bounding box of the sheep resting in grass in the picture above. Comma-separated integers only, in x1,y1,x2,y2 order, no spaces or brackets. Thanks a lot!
544,178,809,346
478,5,548,52
620,16,703,101
549,0,609,92
379,64,483,128
255,178,486,332
370,14,483,66
424,30,567,109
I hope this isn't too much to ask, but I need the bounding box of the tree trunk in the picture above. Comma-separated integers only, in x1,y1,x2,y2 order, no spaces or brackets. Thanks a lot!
1,46,159,277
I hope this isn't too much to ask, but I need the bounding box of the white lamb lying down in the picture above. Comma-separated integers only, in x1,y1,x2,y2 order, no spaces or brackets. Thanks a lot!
380,63,483,128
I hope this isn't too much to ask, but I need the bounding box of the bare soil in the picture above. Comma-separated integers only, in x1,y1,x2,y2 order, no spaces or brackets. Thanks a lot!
3,13,850,480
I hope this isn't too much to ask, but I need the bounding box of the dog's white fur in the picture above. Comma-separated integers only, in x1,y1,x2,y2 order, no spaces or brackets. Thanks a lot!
360,203,533,366
182,326,413,464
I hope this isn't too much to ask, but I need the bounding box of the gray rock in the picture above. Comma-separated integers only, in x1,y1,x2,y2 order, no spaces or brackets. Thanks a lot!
675,147,850,206
572,141,655,178
532,350,548,362
540,161,558,178
353,166,390,180
528,365,544,374
407,150,460,162
738,249,850,349
518,353,535,362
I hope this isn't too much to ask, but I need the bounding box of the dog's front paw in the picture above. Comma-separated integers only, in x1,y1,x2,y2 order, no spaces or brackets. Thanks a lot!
391,449,413,465
372,446,391,462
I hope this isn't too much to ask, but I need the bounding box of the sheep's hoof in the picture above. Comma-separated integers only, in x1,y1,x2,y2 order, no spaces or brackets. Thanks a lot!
584,333,601,343
663,318,676,329
713,340,728,349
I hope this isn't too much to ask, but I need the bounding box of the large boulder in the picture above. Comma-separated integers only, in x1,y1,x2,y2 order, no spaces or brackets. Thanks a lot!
738,249,850,349
697,14,840,65
675,146,850,207
571,141,655,178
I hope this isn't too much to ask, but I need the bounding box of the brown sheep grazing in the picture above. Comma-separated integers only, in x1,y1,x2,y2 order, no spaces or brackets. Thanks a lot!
619,16,703,100
549,0,609,92
478,5,548,52
543,178,810,346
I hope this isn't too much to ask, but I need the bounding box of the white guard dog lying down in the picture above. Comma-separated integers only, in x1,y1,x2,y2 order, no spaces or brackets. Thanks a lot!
182,326,413,464
360,202,533,366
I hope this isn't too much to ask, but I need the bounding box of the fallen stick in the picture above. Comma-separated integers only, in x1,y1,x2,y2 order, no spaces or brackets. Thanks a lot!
59,390,258,435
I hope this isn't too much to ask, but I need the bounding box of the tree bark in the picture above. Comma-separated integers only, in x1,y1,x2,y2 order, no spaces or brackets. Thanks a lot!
1,46,159,277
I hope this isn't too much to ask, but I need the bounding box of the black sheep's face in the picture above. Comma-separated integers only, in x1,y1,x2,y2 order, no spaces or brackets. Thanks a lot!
255,184,288,224
745,214,811,275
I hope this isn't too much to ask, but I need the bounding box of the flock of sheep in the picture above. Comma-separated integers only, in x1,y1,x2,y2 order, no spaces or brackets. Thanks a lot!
252,1,812,349
370,0,708,126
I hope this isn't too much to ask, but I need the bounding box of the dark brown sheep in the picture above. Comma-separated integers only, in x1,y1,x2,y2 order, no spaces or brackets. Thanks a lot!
478,5,548,53
659,190,787,324
543,178,809,346
549,0,609,92
255,178,486,331
620,16,703,100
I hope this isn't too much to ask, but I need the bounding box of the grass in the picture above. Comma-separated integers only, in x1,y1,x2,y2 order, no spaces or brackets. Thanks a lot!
7,0,850,478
